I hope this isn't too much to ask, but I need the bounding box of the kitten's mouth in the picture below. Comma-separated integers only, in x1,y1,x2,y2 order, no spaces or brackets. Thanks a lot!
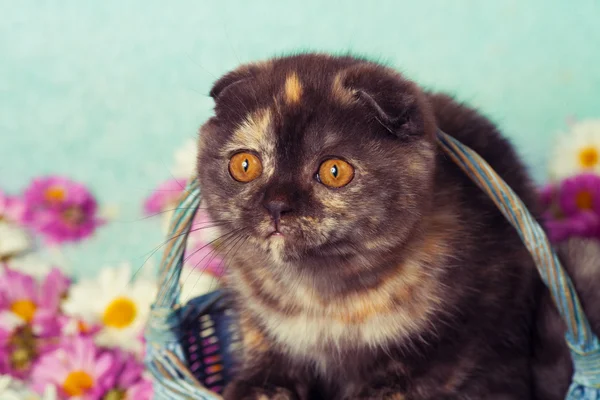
266,226,284,238
266,219,285,238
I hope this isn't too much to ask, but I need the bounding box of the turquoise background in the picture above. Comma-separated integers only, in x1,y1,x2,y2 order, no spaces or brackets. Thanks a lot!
1,0,599,278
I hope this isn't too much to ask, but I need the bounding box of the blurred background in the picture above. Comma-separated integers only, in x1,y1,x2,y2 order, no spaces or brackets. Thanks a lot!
1,0,599,278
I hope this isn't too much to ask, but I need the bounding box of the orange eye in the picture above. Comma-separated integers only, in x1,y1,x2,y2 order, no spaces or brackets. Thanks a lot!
229,152,263,182
317,159,354,188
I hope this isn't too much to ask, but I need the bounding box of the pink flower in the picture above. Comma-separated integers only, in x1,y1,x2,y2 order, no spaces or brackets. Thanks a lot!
0,191,26,223
0,267,68,377
144,178,226,278
558,173,600,216
180,212,226,299
146,179,226,285
189,210,222,243
184,210,225,277
0,326,10,374
31,337,116,399
544,218,575,243
543,212,600,243
143,178,187,215
113,352,145,388
22,176,104,244
40,268,71,312
569,211,600,237
100,351,152,399
0,267,69,327
538,184,557,211
184,242,226,278
125,377,153,400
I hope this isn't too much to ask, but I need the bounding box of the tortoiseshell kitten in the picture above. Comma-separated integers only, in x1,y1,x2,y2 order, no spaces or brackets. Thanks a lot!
196,53,544,399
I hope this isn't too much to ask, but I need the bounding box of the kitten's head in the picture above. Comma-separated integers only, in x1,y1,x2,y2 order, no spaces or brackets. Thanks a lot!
197,54,437,270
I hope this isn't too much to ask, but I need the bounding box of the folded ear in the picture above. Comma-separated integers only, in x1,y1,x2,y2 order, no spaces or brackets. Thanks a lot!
337,63,436,140
209,65,260,100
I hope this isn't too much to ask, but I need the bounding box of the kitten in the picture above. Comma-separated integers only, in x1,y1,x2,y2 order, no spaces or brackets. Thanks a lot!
196,52,548,399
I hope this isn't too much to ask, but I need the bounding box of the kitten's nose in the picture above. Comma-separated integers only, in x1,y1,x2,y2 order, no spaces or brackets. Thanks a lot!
263,198,292,223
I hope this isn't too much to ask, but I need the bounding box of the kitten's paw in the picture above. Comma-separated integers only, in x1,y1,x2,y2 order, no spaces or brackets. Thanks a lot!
222,380,297,400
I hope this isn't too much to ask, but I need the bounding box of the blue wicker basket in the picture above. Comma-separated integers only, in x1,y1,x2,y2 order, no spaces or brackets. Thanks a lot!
144,130,600,400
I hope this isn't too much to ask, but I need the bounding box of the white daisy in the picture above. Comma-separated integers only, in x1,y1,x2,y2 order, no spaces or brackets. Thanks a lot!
61,263,157,356
170,138,198,179
0,221,31,260
3,253,54,281
0,375,28,400
548,118,600,181
0,375,57,400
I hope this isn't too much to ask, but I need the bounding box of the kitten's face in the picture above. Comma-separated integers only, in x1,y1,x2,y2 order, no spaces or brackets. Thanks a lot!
197,55,437,269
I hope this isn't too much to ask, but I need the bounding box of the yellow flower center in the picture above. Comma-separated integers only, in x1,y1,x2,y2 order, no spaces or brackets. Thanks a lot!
9,326,37,371
44,186,66,204
78,320,91,333
103,389,127,400
102,297,137,329
578,147,599,168
62,370,94,396
575,190,594,210
10,299,37,323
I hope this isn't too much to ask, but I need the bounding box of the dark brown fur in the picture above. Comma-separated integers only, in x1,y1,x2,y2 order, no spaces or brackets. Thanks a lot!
195,53,574,399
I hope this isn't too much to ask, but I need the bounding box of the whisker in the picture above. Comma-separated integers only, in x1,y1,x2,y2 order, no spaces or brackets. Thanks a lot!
186,232,246,300
182,228,244,267
133,205,229,222
165,229,243,292
166,170,195,197
185,52,218,80
179,229,247,302
138,223,228,261
211,231,250,293
131,224,236,283
186,223,232,237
